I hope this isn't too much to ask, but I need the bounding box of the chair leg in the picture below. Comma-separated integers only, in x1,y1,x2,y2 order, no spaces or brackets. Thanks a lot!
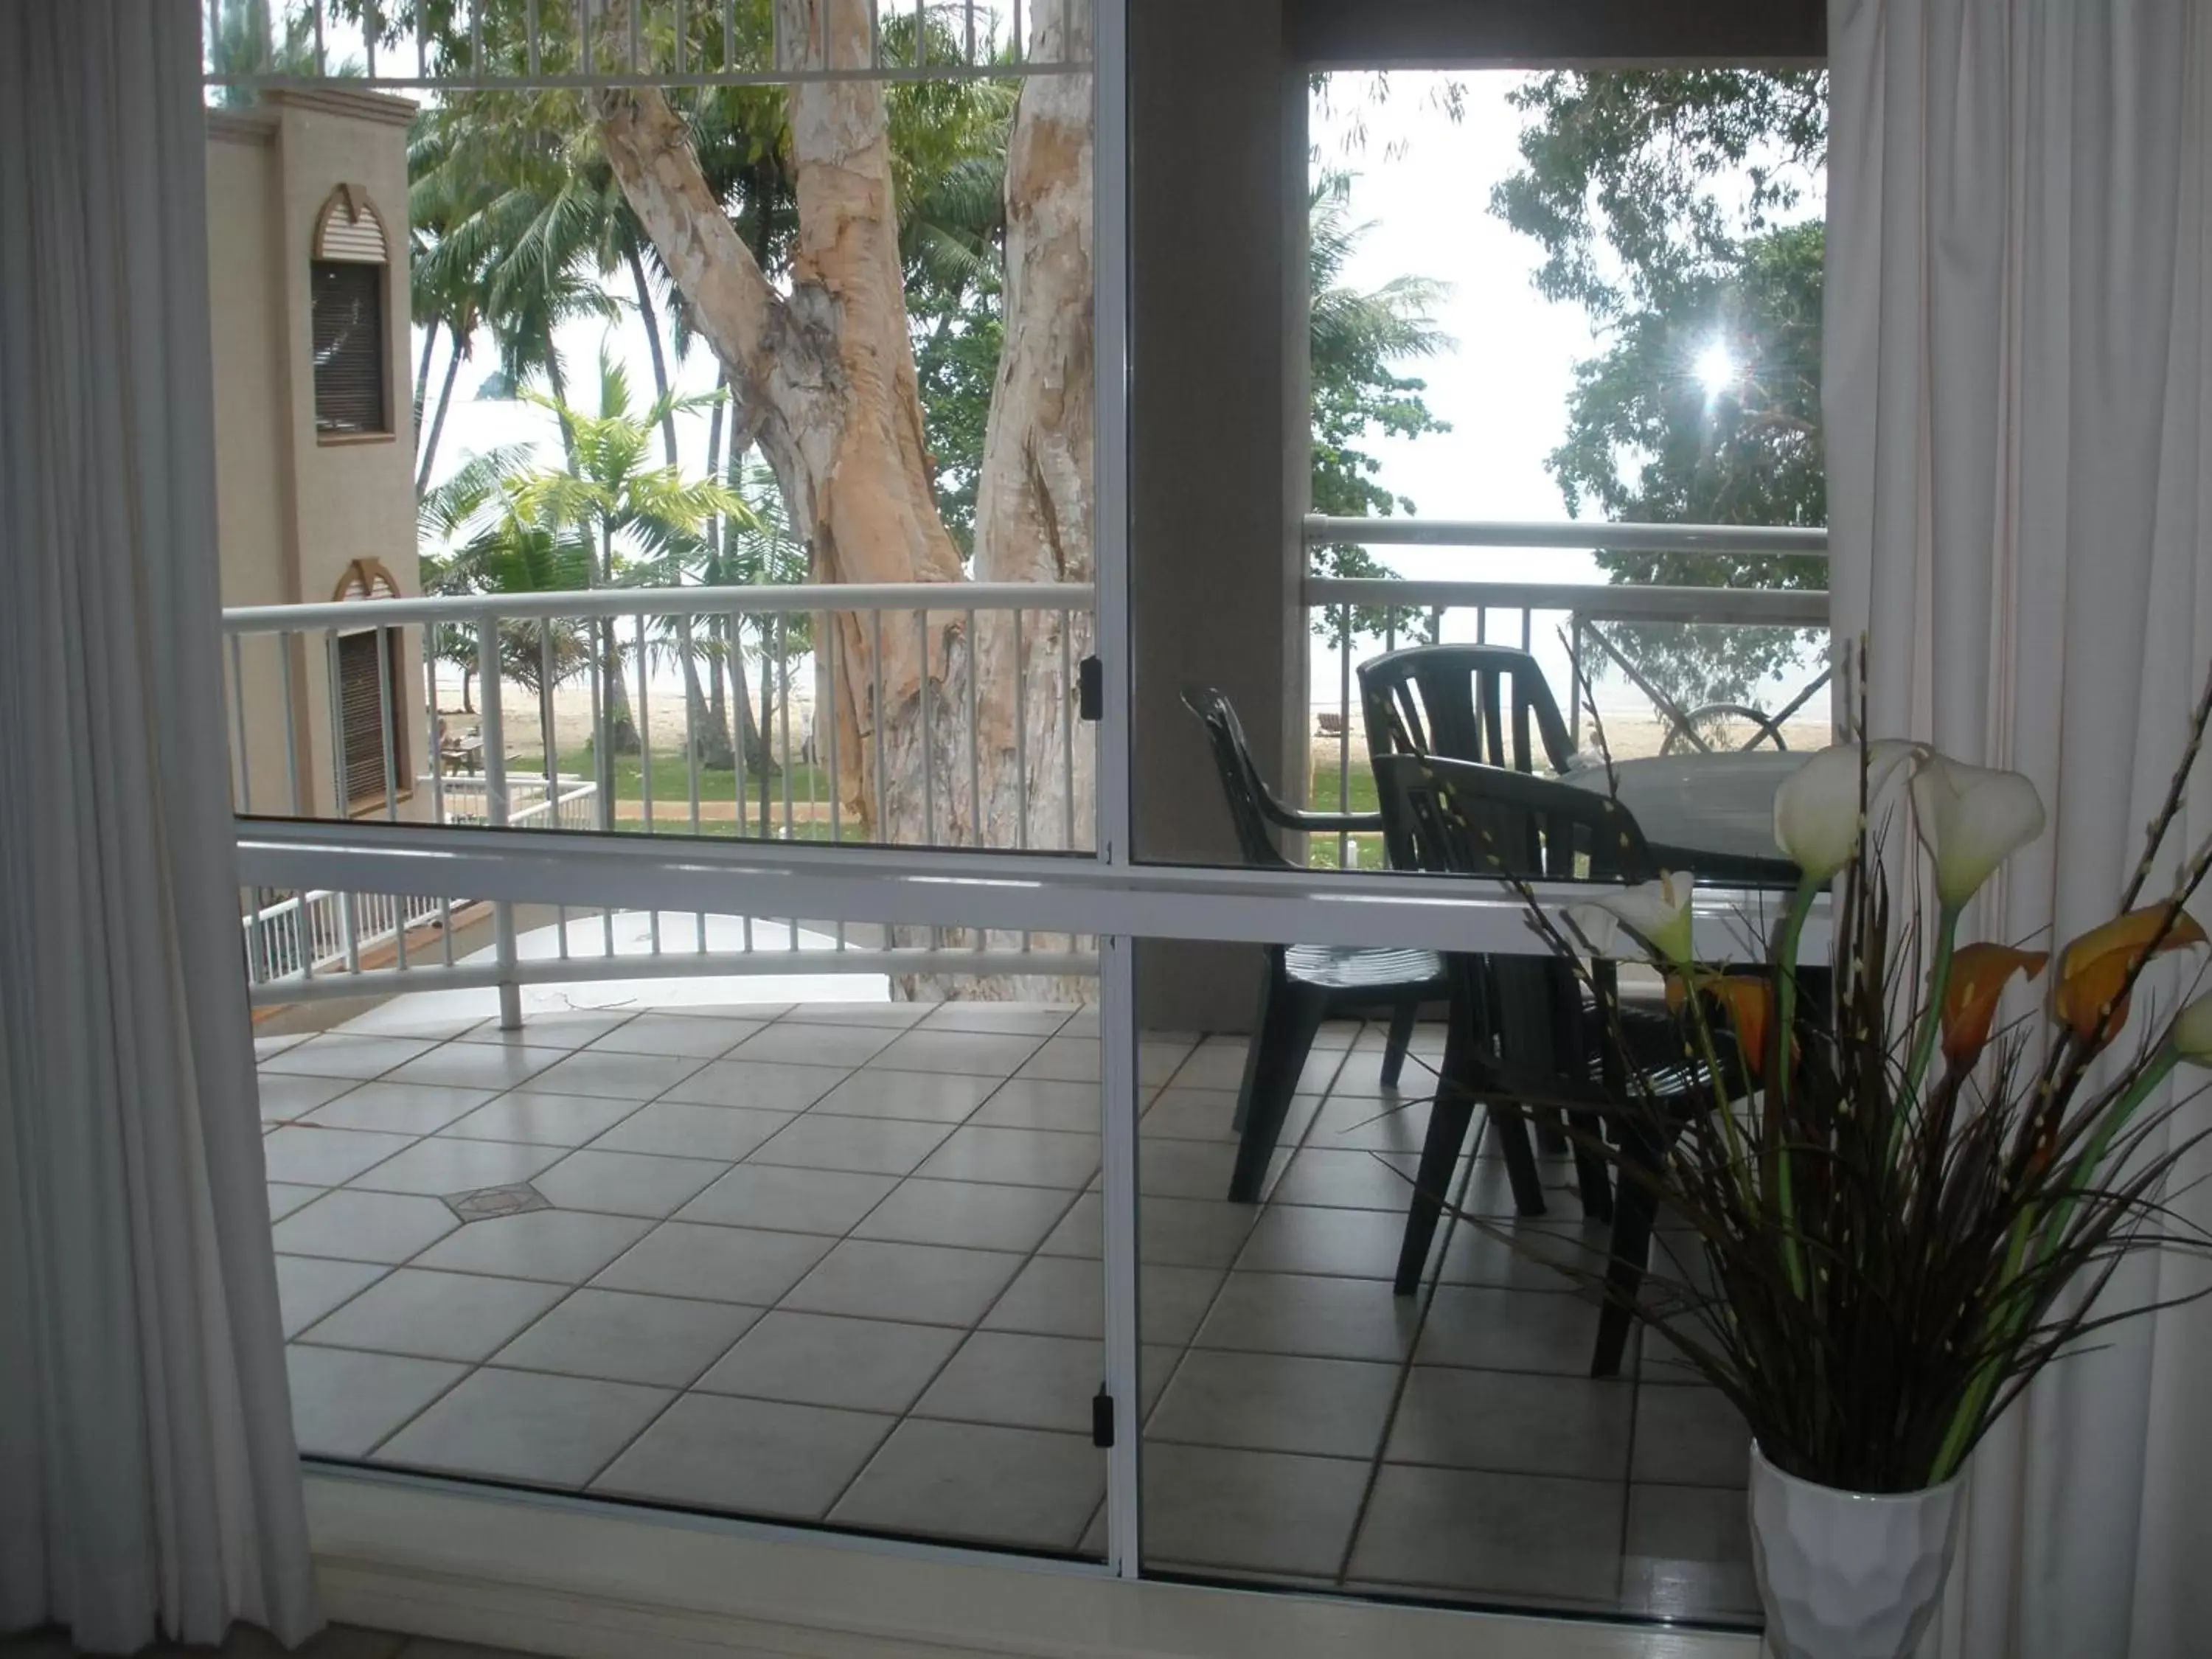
1229,975,1321,1205
1394,989,1486,1293
1229,955,1280,1134
1490,1103,1548,1217
1592,1137,1662,1377
1568,1107,1614,1223
1394,1088,1473,1294
1378,1000,1419,1088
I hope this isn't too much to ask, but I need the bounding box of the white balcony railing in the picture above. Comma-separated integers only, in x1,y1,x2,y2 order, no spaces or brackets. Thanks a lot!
240,887,452,986
223,580,1095,1011
1301,518,1832,867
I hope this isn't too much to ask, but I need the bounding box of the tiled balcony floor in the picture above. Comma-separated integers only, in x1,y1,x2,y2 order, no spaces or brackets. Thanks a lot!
258,995,1755,1625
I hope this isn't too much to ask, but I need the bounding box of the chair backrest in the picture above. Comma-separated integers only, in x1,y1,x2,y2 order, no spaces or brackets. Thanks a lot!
1372,753,1658,1087
1181,686,1294,870
1370,752,1655,886
1357,644,1577,776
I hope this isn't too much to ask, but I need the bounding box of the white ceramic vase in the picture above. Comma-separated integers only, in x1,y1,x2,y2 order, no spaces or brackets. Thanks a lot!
1747,1444,1965,1659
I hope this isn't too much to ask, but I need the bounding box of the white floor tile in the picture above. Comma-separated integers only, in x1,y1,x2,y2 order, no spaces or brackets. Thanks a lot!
866,1029,1044,1077
347,1136,563,1197
588,1012,770,1060
746,1113,955,1177
286,1344,465,1458
272,1189,460,1264
454,1012,634,1050
258,1034,437,1081
918,1003,1075,1036
493,1288,762,1388
266,1181,326,1222
830,1419,1103,1551
254,1074,361,1122
806,1068,999,1123
532,1150,731,1218
375,1367,672,1488
984,1254,1222,1346
441,1091,644,1148
1149,1349,1400,1460
728,1021,899,1068
695,1310,961,1413
912,1126,1100,1189
592,1394,893,1519
967,1079,1099,1133
585,1102,796,1162
527,1049,707,1102
592,1220,832,1304
1194,1271,1426,1363
275,1255,388,1338
660,1058,851,1113
675,1164,899,1235
302,1082,497,1138
411,1209,655,1284
299,1268,565,1362
779,1239,1024,1326
383,1043,568,1092
849,1178,1074,1253
261,1124,419,1186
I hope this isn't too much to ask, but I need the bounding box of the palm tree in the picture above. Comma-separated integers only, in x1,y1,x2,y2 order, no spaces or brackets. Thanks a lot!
417,444,594,777
509,352,745,807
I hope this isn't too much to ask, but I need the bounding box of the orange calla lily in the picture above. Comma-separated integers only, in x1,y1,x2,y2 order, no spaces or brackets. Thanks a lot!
1669,971,1778,1078
2052,904,2208,1043
1940,943,2048,1065
1710,975,1777,1077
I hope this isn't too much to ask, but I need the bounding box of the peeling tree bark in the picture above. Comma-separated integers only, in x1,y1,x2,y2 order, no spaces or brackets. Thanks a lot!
947,0,1096,1001
591,0,962,855
591,0,1096,1001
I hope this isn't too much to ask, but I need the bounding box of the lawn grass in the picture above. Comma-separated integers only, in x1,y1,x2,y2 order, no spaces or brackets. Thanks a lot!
519,745,1384,859
553,746,832,808
1308,757,1381,815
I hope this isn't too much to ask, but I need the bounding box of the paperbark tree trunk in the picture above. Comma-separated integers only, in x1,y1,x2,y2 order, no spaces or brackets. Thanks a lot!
591,0,1096,999
592,0,963,855
947,0,1096,1000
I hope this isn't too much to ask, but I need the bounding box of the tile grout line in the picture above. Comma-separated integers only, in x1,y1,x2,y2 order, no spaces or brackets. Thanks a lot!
574,1017,1085,1511
1327,1096,1484,1589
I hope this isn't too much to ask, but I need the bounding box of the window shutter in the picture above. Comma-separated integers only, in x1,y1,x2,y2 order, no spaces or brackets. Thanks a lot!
337,630,401,807
312,261,388,434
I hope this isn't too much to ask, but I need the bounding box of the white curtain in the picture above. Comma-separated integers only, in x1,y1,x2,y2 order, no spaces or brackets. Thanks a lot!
0,3,317,1652
1827,1,2212,1655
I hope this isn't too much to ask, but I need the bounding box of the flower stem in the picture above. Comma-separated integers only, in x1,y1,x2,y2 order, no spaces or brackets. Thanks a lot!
1930,1046,2180,1482
1900,902,1963,1122
1767,877,1820,1301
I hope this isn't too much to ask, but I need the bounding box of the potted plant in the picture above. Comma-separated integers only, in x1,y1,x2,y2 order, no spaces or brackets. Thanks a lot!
1500,672,2212,1659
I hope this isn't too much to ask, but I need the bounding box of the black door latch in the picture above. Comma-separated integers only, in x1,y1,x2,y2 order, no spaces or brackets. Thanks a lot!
1077,655,1103,721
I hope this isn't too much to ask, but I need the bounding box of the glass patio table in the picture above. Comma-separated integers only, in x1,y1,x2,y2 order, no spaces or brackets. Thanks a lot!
1560,750,1809,887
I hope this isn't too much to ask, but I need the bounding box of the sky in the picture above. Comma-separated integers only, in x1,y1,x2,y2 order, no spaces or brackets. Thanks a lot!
412,68,1810,717
422,72,1593,537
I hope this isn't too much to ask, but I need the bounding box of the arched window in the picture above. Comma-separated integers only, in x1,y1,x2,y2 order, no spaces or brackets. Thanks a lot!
310,186,391,437
330,561,408,811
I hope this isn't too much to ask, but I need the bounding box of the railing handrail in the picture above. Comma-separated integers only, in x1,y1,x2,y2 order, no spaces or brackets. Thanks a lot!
221,580,1095,633
1304,576,1827,625
1302,516,1828,558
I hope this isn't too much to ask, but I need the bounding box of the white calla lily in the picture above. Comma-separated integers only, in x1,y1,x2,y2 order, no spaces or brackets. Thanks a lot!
1772,740,1924,880
1910,754,2048,908
2173,992,2212,1064
1565,872,1697,965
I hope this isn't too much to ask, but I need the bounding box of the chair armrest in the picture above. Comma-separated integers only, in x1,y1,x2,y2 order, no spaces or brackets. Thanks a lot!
1281,807,1385,835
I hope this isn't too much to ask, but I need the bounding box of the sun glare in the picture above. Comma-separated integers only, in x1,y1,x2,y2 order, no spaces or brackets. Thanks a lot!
1694,340,1737,395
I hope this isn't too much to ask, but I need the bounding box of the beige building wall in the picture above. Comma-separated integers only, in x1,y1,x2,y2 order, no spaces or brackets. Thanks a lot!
208,88,425,824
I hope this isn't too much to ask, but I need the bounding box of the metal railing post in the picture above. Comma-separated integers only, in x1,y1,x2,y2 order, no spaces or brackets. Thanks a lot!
478,620,522,1030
